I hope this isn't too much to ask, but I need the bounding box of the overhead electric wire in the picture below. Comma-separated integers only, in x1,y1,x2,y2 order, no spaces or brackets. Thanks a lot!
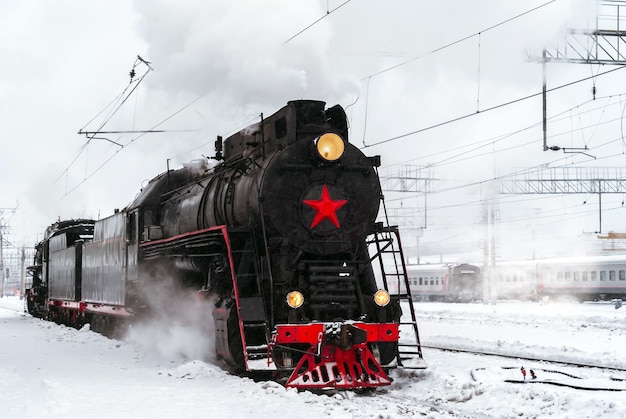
360,0,557,81
390,137,626,243
56,64,152,184
405,196,624,246
284,0,352,43
172,114,263,161
78,90,127,134
427,114,624,170
383,111,626,202
360,1,558,147
57,94,204,202
383,128,626,213
363,64,626,148
381,93,626,179
389,93,626,168
422,203,617,244
83,66,151,139
581,94,616,148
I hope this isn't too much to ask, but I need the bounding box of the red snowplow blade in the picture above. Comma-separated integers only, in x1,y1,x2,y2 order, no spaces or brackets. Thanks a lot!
285,342,392,389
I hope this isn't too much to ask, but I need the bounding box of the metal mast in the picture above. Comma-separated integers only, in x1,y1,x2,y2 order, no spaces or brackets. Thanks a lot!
528,1,626,152
515,2,626,244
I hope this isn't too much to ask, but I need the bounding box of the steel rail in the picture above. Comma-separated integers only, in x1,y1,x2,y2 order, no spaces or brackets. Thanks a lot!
422,344,626,372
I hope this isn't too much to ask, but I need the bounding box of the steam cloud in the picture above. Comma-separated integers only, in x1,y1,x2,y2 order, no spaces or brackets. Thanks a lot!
124,273,218,363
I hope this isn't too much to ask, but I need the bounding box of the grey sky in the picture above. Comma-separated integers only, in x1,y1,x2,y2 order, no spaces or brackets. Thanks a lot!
2,0,623,262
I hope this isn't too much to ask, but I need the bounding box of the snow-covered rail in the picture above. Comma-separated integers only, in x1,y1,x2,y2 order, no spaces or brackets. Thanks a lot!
421,344,626,392
422,344,626,372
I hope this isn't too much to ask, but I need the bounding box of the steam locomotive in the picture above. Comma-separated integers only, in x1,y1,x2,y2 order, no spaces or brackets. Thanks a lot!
26,100,424,390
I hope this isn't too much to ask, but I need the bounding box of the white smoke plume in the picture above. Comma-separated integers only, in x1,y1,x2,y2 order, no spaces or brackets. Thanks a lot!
124,273,218,362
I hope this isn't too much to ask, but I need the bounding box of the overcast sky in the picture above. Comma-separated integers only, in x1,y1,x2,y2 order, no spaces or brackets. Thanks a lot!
2,0,625,263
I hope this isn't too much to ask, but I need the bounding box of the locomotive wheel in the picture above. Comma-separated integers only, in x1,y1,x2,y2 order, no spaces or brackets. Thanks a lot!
91,314,106,335
375,342,398,366
227,308,245,371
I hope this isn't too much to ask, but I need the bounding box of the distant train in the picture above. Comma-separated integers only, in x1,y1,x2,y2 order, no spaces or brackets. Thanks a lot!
407,255,626,302
490,254,626,301
406,263,482,302
25,100,424,390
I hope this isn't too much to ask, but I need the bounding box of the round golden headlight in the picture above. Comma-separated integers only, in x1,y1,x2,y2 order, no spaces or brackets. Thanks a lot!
373,289,391,307
286,291,304,309
316,133,345,161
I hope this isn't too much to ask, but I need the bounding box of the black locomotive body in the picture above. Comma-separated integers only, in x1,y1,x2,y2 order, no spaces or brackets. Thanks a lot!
27,100,423,390
26,219,95,321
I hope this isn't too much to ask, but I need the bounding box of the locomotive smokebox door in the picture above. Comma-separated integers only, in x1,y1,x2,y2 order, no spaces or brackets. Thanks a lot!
261,140,381,255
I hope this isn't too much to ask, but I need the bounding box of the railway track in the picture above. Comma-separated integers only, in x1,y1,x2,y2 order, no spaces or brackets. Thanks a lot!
421,343,626,372
422,343,626,392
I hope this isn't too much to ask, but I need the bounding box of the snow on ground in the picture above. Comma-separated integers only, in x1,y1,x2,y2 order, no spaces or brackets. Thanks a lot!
406,301,626,418
1,296,625,418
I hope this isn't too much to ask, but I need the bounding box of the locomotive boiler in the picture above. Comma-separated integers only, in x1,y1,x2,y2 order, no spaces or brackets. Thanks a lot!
27,100,424,390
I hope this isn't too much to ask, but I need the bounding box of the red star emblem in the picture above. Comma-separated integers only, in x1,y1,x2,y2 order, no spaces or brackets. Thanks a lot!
302,184,347,228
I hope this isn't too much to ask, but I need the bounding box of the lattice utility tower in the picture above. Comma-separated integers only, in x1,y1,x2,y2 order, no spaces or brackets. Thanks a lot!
528,0,626,152
380,165,435,229
542,1,626,64
379,165,436,263
510,2,626,244
380,165,435,193
0,206,17,297
500,167,626,234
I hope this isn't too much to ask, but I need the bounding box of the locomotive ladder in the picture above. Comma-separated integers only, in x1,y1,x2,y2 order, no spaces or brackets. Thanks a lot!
228,229,273,369
367,225,426,369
